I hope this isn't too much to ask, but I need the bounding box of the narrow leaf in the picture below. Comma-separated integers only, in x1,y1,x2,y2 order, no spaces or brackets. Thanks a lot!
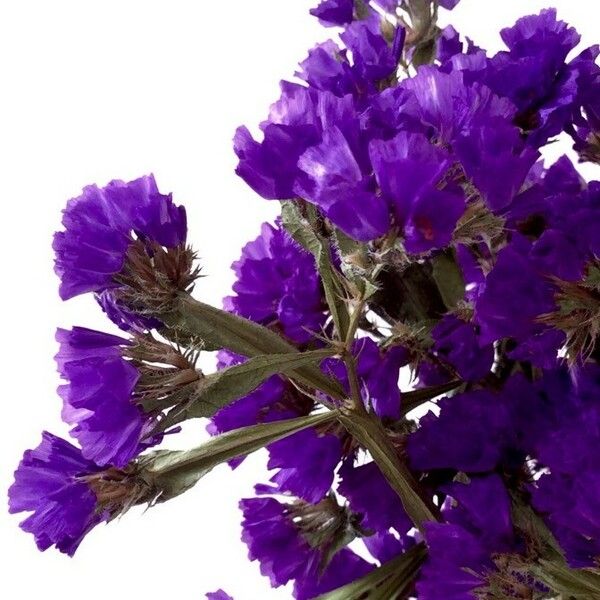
315,542,427,600
162,293,345,400
281,201,350,339
144,411,338,501
179,349,336,420
339,412,437,529
431,250,465,310
535,561,600,599
400,380,462,416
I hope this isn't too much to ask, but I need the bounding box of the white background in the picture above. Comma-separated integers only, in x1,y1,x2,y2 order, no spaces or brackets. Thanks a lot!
0,1,597,598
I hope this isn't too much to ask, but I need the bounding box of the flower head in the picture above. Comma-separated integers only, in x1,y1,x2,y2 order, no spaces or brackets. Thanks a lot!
54,175,187,299
417,475,519,599
8,432,107,555
224,221,326,344
56,326,199,467
240,495,372,598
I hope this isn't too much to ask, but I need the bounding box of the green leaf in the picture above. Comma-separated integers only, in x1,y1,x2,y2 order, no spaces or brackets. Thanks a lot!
144,411,338,502
315,542,427,599
339,411,437,528
411,38,437,68
534,561,600,599
162,293,345,401
511,495,600,599
281,201,350,339
173,349,337,421
431,250,465,310
400,380,462,416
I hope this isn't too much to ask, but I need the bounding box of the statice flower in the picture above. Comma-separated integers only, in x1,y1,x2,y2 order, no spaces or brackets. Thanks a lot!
530,367,600,567
205,591,234,600
56,327,147,467
56,326,199,467
408,375,537,474
310,0,354,27
338,459,413,536
240,496,372,599
224,221,326,344
54,174,186,299
8,432,107,555
484,9,587,145
14,3,600,599
417,475,520,599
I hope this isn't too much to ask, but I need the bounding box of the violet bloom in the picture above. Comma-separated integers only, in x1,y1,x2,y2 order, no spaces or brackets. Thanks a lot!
266,428,342,503
223,221,326,344
56,326,192,468
431,315,494,382
530,367,600,567
53,174,187,304
295,125,391,241
338,460,413,536
475,236,556,346
485,9,594,145
417,475,518,599
240,496,372,598
56,327,151,467
8,432,106,556
369,131,465,252
310,0,354,27
408,375,537,473
205,591,234,600
297,15,403,98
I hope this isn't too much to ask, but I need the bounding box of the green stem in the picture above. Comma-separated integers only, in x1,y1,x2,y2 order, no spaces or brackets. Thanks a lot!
339,411,438,530
162,293,345,401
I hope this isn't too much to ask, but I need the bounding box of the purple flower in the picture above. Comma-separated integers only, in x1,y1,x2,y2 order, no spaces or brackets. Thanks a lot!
295,125,390,241
475,237,556,345
484,9,590,145
53,174,187,301
297,40,358,98
417,475,516,599
223,221,326,344
371,132,466,254
369,131,465,251
206,591,234,600
340,15,404,84
338,460,412,535
408,376,536,473
55,327,150,467
240,496,372,597
454,118,539,212
8,432,106,556
400,67,516,147
530,367,600,567
431,315,494,381
439,0,461,9
310,0,354,27
267,428,342,503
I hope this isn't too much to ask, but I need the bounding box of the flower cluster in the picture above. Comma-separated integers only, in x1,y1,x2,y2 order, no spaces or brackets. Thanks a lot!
10,2,600,600
10,176,202,553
